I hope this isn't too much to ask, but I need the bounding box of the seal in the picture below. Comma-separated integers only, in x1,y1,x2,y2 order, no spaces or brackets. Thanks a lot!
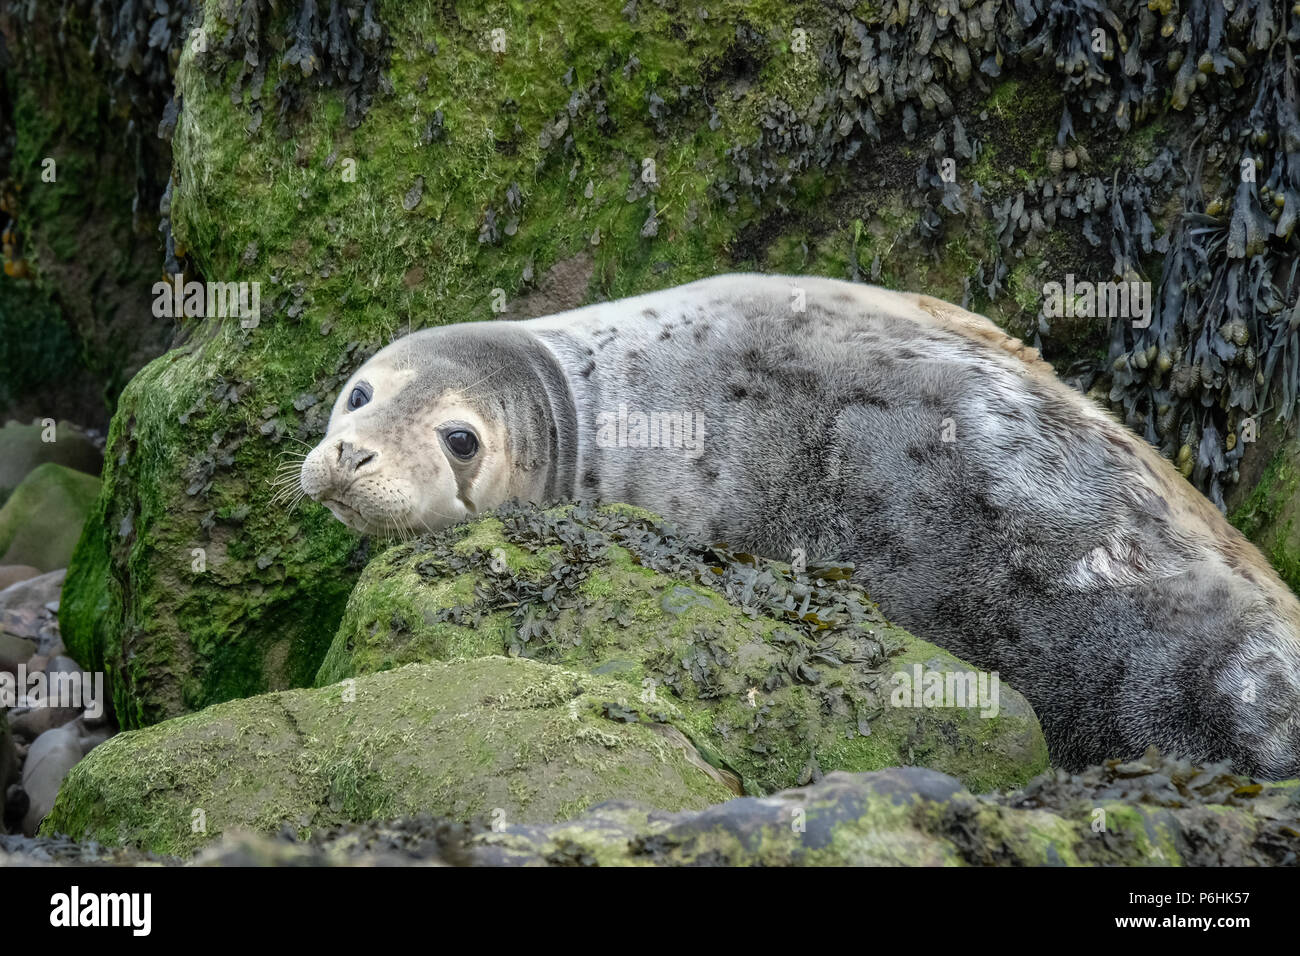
300,273,1300,778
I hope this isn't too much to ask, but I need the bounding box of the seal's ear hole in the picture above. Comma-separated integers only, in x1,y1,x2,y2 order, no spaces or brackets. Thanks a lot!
347,381,373,411
441,427,479,461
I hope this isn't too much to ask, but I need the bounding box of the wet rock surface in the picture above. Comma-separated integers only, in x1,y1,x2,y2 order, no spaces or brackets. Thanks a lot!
11,749,1300,866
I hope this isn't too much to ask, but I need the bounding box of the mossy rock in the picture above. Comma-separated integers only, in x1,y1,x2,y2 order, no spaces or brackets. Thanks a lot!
0,421,102,500
0,463,101,572
318,502,1048,795
441,761,1300,867
37,749,1300,866
1230,435,1300,597
43,657,739,856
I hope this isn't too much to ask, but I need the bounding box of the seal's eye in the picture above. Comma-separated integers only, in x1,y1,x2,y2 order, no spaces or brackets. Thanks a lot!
347,383,372,411
443,429,479,460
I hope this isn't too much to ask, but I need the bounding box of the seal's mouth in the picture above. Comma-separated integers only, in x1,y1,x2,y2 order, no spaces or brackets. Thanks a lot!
321,496,365,526
319,494,419,536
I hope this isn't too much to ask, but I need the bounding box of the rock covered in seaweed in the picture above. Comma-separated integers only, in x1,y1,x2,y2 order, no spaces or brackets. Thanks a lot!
43,500,1049,857
29,748,1300,866
319,502,1049,796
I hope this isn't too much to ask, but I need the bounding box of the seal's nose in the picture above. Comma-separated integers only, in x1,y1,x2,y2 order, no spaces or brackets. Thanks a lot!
336,440,379,475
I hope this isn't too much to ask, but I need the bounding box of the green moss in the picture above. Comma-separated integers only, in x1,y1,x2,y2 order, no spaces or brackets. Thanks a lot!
0,462,100,571
318,503,1049,795
1230,446,1300,594
44,657,738,856
62,352,362,726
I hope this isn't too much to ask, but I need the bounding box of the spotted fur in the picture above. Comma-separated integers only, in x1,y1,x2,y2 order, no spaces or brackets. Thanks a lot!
305,274,1300,778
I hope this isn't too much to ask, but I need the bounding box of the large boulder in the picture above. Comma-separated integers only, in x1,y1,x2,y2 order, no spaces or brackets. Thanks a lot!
318,503,1048,796
0,464,100,571
43,502,1049,856
43,658,740,856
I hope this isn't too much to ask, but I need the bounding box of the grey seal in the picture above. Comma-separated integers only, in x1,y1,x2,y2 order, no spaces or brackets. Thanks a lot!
299,274,1300,778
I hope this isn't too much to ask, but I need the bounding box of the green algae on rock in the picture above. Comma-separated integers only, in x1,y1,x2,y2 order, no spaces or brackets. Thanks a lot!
42,657,739,857
0,463,100,572
59,349,365,730
31,748,1298,866
318,502,1049,796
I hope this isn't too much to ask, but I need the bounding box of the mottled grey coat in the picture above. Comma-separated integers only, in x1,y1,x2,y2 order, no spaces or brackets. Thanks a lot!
321,275,1300,778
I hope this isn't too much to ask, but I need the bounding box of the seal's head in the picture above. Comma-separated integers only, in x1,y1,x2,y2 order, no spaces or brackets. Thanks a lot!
299,324,571,536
